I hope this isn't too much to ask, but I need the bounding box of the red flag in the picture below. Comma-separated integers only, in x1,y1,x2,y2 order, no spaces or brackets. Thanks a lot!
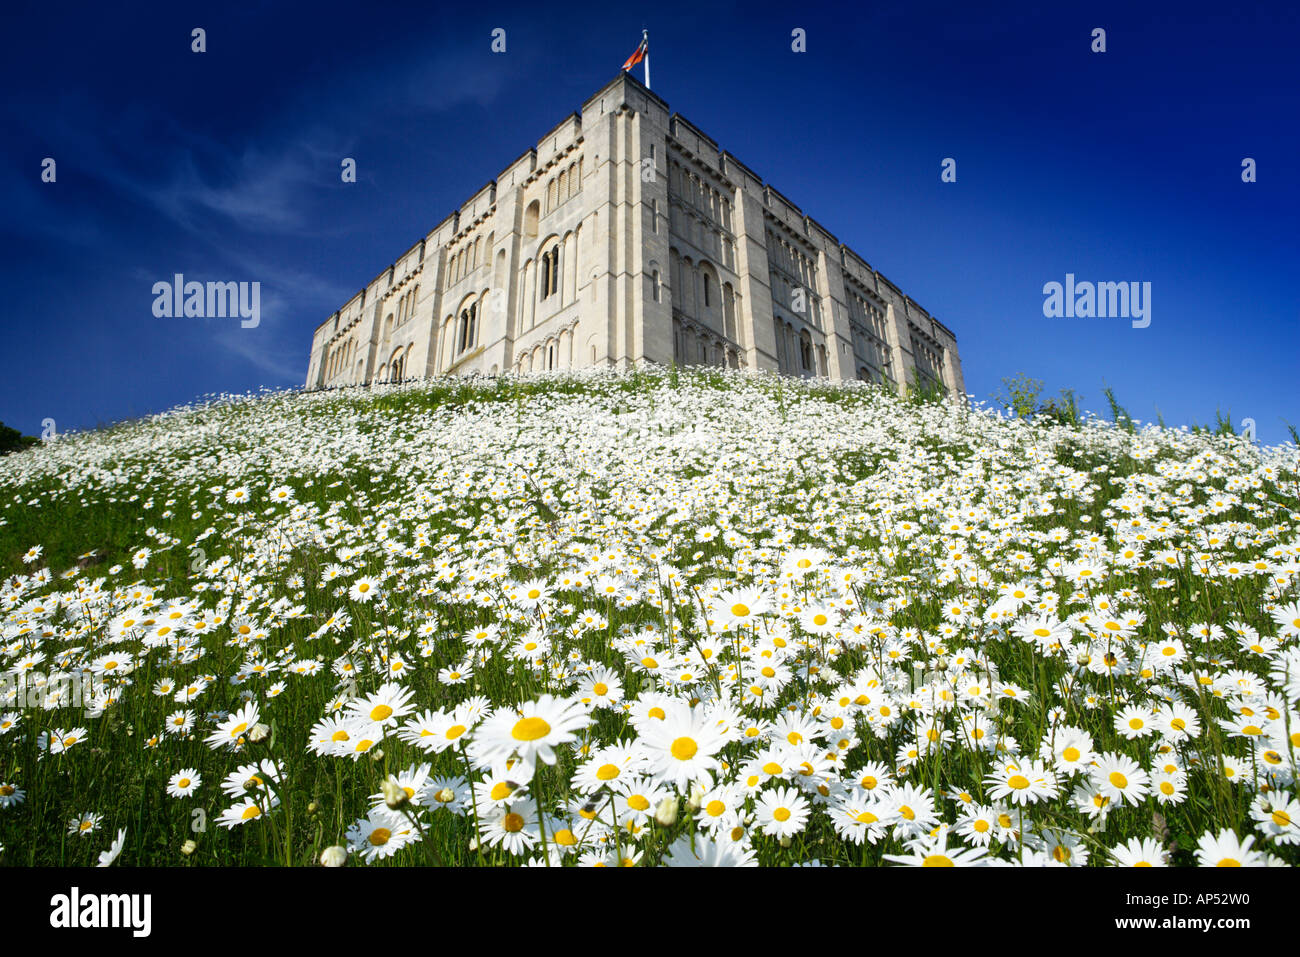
621,36,647,71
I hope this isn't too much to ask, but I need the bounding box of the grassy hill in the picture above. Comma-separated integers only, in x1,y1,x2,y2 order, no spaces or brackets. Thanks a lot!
1,368,1297,866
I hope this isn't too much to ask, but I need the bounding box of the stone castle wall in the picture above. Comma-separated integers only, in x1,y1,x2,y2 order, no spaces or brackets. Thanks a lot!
306,73,963,396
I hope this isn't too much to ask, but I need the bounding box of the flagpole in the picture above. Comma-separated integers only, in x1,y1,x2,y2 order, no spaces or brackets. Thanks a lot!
643,29,650,90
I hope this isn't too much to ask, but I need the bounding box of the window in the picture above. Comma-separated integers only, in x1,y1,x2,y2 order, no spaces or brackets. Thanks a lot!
457,302,478,353
540,245,559,299
703,274,711,308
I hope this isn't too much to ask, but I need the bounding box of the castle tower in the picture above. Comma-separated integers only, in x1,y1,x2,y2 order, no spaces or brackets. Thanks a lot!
306,73,964,397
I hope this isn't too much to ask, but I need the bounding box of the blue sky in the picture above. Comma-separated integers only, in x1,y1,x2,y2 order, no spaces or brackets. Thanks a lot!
2,1,1296,441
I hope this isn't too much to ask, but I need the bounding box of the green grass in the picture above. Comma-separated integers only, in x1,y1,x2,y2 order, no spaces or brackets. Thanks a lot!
0,368,1297,867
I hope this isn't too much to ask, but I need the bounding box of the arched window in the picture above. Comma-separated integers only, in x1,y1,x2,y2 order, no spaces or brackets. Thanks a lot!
540,245,560,300
524,201,540,238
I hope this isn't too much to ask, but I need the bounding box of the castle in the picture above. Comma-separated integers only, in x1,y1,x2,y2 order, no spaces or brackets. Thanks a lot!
306,72,964,394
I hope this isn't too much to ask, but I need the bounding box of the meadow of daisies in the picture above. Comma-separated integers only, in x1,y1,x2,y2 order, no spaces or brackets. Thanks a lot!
1,367,1298,867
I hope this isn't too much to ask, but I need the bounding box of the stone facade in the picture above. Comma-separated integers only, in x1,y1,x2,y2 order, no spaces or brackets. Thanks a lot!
306,73,964,395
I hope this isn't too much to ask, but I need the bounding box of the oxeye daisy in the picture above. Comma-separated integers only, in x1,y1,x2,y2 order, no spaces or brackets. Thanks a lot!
68,812,103,837
1110,836,1169,867
218,798,269,829
348,576,381,602
346,809,418,861
713,586,770,629
1250,795,1300,845
884,828,988,867
479,801,539,856
204,702,259,751
984,758,1059,806
1092,751,1150,806
754,785,810,839
96,828,127,867
1114,703,1157,740
638,699,727,790
0,783,26,808
1195,828,1266,867
663,833,758,867
470,694,591,773
167,769,202,798
346,681,415,728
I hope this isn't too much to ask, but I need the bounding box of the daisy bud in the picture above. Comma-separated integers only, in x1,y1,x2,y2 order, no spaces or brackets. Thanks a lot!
307,802,318,815
654,796,678,827
381,777,409,810
248,723,270,743
180,839,197,856
685,784,705,813
778,834,793,848
320,845,348,867
371,748,384,762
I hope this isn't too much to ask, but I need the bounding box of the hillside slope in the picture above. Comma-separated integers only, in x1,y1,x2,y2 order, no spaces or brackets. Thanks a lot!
1,369,1298,866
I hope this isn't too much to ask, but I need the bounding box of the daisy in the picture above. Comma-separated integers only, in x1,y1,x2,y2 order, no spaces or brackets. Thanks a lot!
1153,771,1188,806
1250,795,1300,845
348,576,381,603
713,586,770,629
1113,704,1157,740
218,798,269,829
96,828,127,867
638,699,727,791
398,704,480,754
1092,751,1150,806
572,742,646,794
68,812,103,837
346,681,416,728
1041,726,1095,775
694,782,743,834
44,726,88,755
204,702,260,751
1110,836,1169,867
479,801,539,856
984,759,1059,806
663,833,758,866
0,783,26,808
346,809,418,862
754,785,811,839
1195,828,1266,867
576,667,624,709
830,789,893,845
470,694,591,773
884,828,988,867
167,769,202,798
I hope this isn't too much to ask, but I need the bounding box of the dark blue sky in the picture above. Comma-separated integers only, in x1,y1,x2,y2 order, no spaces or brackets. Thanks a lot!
2,1,1296,441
